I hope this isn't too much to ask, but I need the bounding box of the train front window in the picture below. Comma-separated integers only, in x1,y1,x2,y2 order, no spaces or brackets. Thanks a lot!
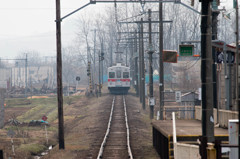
116,70,121,78
109,72,115,78
123,72,129,78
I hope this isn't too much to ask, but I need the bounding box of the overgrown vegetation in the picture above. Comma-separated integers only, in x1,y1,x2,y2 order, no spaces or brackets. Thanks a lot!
18,143,47,155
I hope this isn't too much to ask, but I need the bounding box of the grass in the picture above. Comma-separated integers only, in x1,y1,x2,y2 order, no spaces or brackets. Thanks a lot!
5,98,32,107
14,95,82,123
3,95,83,158
18,143,47,155
17,97,57,122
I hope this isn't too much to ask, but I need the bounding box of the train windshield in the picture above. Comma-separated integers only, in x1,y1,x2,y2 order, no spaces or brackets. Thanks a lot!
109,72,115,78
123,72,129,78
116,70,121,78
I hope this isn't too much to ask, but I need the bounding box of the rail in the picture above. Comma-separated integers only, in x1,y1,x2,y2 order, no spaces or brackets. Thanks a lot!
123,96,133,159
97,96,115,159
96,95,133,159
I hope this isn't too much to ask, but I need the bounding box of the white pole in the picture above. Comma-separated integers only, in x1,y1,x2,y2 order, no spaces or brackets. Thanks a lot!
172,112,177,143
11,138,15,155
45,125,48,145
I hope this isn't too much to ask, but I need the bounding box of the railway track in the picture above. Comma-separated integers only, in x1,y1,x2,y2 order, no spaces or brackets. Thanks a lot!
97,95,133,159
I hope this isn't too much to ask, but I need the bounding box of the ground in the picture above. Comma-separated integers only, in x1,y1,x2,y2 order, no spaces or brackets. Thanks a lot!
1,88,160,159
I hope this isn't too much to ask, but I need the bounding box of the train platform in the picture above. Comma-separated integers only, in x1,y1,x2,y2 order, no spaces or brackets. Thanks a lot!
152,119,228,159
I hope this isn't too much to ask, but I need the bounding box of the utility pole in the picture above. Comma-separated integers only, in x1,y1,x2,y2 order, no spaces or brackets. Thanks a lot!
138,22,143,103
126,48,128,66
93,29,96,86
99,50,102,97
212,1,219,112
25,54,28,98
200,0,214,158
110,36,113,66
148,9,154,119
130,39,134,86
134,30,139,96
140,18,146,110
235,0,240,156
101,47,104,88
56,0,65,149
159,0,164,120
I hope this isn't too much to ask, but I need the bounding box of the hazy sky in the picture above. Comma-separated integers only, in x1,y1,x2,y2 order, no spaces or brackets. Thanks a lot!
0,0,234,59
0,0,110,58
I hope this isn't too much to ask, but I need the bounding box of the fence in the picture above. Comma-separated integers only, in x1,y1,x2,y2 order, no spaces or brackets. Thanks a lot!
163,91,200,119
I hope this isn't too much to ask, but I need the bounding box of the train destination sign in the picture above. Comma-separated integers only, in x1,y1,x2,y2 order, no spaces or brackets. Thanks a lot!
179,44,194,56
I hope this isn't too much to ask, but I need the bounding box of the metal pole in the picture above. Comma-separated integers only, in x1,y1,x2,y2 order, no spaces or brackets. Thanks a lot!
200,0,214,158
141,18,146,110
148,9,154,119
159,0,164,120
56,0,65,149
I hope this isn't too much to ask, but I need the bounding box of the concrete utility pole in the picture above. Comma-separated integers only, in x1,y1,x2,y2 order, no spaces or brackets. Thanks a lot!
235,0,240,156
56,0,65,149
212,0,219,112
101,44,104,88
138,23,143,103
140,18,146,110
159,0,164,120
93,29,96,85
25,54,28,98
141,18,146,110
126,48,128,66
134,31,139,96
0,89,5,129
130,39,134,85
148,9,155,119
99,50,102,97
200,0,214,158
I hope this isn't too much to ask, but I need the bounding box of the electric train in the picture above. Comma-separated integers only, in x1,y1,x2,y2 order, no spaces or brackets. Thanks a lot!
107,63,130,94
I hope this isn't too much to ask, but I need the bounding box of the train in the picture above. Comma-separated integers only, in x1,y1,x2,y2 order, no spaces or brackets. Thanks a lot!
107,63,130,94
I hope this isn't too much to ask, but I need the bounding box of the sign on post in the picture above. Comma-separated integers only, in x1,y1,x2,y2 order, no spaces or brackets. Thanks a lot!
42,115,47,121
76,76,81,81
179,45,194,56
163,50,178,63
175,91,181,102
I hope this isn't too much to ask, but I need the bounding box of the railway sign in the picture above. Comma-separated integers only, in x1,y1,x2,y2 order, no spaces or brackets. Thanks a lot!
175,91,181,102
42,115,47,121
179,44,194,56
163,50,178,63
76,76,81,81
148,97,155,106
